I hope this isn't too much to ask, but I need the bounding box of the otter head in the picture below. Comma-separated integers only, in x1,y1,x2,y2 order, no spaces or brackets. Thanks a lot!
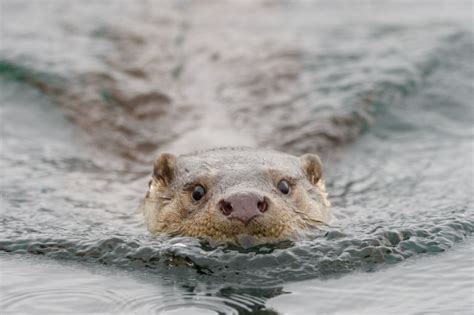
140,148,330,245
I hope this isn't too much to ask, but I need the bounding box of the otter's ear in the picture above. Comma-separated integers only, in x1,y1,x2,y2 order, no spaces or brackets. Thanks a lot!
300,153,323,185
153,153,177,186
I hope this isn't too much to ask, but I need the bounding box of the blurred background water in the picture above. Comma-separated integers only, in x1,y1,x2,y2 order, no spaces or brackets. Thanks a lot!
1,1,473,314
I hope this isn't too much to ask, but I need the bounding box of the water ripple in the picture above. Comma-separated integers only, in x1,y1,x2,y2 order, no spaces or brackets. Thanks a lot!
1,213,471,286
0,1,473,313
1,288,123,313
114,293,242,315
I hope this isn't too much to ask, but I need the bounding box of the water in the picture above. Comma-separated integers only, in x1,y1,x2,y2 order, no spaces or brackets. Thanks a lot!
1,1,473,314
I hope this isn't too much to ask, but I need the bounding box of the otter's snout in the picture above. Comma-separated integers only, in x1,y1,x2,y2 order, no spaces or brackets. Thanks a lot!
218,192,268,225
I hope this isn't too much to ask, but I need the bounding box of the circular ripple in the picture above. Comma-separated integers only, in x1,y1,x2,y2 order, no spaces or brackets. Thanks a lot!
1,287,123,313
112,291,269,315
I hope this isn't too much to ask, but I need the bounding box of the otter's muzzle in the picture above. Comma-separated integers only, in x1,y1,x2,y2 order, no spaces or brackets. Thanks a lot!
218,192,268,225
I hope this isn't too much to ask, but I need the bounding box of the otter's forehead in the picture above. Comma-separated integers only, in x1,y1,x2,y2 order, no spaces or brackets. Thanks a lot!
175,148,304,183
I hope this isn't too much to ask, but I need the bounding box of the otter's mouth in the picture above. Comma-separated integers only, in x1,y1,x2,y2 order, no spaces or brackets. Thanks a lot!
235,234,276,248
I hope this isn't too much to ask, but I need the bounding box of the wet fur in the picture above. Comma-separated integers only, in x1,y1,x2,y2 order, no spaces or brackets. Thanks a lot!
140,147,330,245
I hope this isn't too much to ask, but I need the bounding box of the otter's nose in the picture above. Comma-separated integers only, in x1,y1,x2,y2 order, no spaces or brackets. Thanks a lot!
219,192,268,225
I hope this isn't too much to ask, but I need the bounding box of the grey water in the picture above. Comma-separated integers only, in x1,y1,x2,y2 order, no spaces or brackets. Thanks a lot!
1,1,473,314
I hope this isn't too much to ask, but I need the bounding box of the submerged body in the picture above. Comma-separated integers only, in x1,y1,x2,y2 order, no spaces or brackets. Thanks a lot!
140,147,330,245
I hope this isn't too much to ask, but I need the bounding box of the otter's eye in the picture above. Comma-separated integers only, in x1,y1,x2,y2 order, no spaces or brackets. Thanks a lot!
278,180,290,195
192,185,206,201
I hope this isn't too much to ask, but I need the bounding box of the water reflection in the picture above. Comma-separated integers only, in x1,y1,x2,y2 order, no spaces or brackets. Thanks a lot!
1,0,473,314
0,254,282,314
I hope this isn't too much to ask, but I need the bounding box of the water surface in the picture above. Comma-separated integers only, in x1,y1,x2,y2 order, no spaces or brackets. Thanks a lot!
1,1,473,314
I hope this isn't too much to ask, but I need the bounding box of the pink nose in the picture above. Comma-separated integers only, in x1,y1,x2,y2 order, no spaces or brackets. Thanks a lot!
219,192,268,225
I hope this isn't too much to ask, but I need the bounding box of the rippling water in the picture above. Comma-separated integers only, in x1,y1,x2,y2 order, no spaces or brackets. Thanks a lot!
1,1,473,314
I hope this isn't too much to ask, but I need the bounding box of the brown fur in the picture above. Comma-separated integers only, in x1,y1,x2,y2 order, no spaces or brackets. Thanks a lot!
139,147,330,245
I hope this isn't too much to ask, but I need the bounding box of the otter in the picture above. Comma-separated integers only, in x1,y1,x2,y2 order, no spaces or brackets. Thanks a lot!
139,147,330,245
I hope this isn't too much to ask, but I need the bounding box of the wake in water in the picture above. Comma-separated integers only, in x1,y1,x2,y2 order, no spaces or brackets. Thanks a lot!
1,1,473,314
